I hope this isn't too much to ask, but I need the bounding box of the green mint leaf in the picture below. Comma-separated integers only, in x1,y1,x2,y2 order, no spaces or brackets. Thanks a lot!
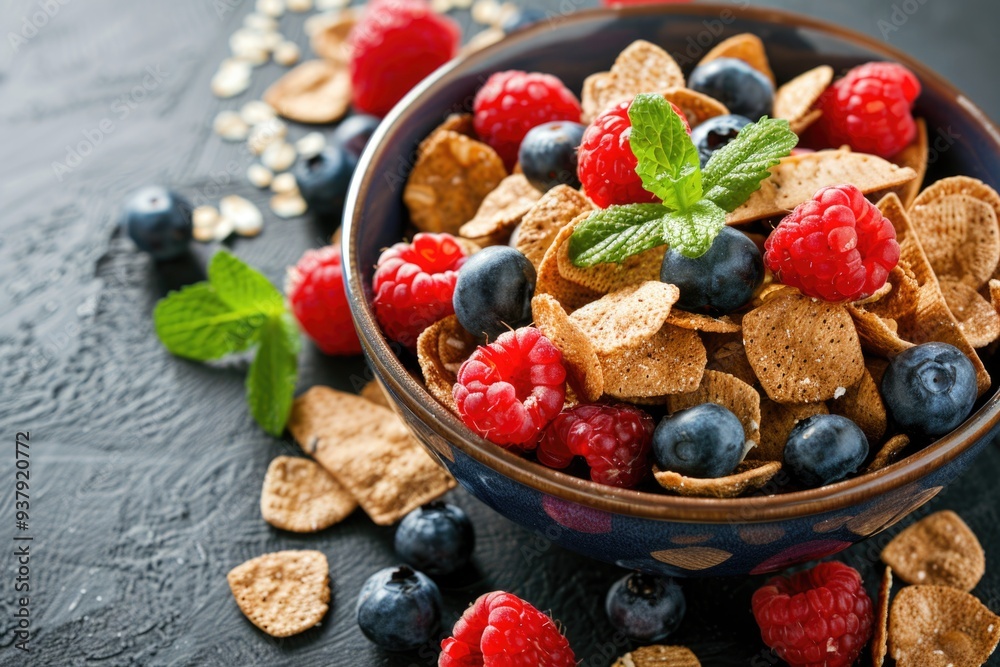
568,204,669,267
662,199,727,259
628,93,703,211
208,249,284,316
701,117,798,212
153,283,268,361
246,312,300,437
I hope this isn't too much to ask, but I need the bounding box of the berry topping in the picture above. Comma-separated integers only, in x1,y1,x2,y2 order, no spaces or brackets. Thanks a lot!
356,566,442,651
881,342,978,438
518,121,586,192
783,414,869,488
373,232,467,349
287,244,362,356
453,246,536,342
763,184,900,302
690,113,752,167
538,403,654,488
439,591,575,667
577,100,690,208
688,58,774,121
394,501,476,576
473,70,582,169
660,226,764,314
331,113,381,158
605,572,686,643
349,0,460,116
453,327,566,449
652,403,745,478
816,62,921,158
293,144,356,218
120,186,193,261
752,562,874,667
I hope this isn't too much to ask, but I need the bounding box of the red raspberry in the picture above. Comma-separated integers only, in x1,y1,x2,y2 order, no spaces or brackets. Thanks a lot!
538,404,654,488
577,100,690,208
439,591,575,667
453,327,566,449
763,184,900,302
473,71,582,169
752,562,874,667
372,233,467,349
349,0,460,116
816,62,921,158
287,244,362,356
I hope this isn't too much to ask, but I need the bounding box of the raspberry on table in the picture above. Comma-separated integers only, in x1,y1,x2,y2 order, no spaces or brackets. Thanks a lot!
349,0,460,116
372,232,467,349
577,100,690,208
815,61,921,158
453,327,567,449
287,244,362,356
538,403,654,488
763,184,900,302
473,70,582,169
439,591,575,667
752,561,874,667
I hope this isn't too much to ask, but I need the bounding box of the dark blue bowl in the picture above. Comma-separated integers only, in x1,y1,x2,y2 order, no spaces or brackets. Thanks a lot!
344,4,1000,576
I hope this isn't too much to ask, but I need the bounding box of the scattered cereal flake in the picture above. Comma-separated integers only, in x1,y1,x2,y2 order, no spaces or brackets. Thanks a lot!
270,192,308,218
471,0,500,25
882,511,985,591
211,59,253,98
569,281,679,355
193,225,215,243
248,118,288,154
286,0,312,11
653,461,782,499
229,28,271,65
221,195,264,237
213,110,250,141
260,456,356,532
309,9,357,64
255,0,285,17
295,131,326,159
515,185,594,270
889,118,928,208
599,324,706,399
581,40,685,122
612,645,702,667
359,379,391,408
273,40,301,66
227,550,329,637
459,174,542,244
888,585,1000,666
909,192,1000,289
192,205,220,229
938,277,1000,347
244,13,279,31
213,215,236,241
240,100,277,126
667,370,761,456
866,434,910,473
774,65,834,133
247,164,274,189
872,567,892,667
828,369,887,444
261,140,297,172
754,399,827,462
532,294,603,403
697,33,775,84
315,0,350,9
264,60,351,124
416,316,465,415
271,172,298,194
661,87,730,128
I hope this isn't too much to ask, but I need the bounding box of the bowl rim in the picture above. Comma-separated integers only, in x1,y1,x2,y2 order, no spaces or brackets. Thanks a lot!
344,2,1000,523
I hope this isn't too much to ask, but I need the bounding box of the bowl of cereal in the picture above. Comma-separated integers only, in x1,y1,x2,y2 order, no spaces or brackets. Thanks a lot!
343,4,1000,576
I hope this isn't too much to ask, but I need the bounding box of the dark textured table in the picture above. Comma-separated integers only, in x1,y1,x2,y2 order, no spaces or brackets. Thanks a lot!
3,0,1000,665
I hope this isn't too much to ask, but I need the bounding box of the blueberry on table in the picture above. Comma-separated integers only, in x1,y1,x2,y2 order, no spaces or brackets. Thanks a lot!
518,121,586,192
605,571,686,643
293,144,357,218
120,186,193,260
501,6,548,32
784,414,869,488
881,342,977,438
356,566,442,651
688,58,774,121
453,246,535,341
652,403,745,478
660,226,763,315
690,114,752,167
331,114,381,158
394,501,475,576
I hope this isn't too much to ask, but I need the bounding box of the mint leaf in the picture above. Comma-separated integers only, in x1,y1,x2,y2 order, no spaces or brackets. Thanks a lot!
568,204,669,267
153,283,267,361
208,249,284,316
628,93,702,211
701,117,798,212
662,199,727,258
246,312,300,437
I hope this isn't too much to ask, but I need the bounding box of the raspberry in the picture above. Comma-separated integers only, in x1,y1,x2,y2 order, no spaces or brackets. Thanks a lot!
287,244,362,356
439,591,575,667
372,233,467,349
815,62,921,158
349,0,460,116
453,327,566,449
752,562,874,667
538,404,654,488
763,184,900,302
473,71,582,169
577,100,690,208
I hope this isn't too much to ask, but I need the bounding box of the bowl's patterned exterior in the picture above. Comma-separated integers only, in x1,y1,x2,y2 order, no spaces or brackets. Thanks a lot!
345,6,1000,576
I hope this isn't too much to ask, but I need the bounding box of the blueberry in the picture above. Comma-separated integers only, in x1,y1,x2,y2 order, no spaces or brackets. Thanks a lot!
120,186,192,260
501,6,548,32
688,58,774,120
518,121,586,192
605,572,686,643
453,246,535,341
294,144,357,218
660,226,763,314
881,342,977,438
652,403,745,478
394,501,475,576
690,114,752,167
784,414,869,487
356,566,442,651
331,114,381,158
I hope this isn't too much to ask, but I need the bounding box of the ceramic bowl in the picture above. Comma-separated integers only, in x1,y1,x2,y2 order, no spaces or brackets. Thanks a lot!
343,4,1000,576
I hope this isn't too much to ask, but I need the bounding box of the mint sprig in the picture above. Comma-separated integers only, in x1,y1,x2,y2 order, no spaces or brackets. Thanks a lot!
569,94,797,264
154,250,299,436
